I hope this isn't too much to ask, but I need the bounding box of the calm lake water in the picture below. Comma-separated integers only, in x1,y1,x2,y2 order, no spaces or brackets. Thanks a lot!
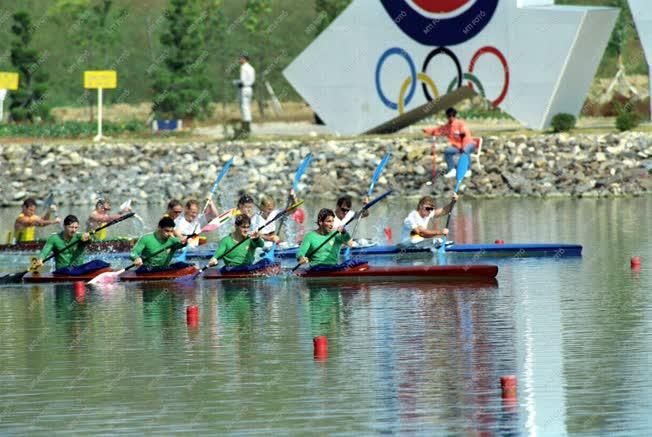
0,197,650,434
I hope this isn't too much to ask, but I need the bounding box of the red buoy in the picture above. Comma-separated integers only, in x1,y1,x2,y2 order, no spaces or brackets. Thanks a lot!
631,256,641,269
500,375,517,398
495,239,505,244
74,281,85,302
186,306,199,326
313,336,328,359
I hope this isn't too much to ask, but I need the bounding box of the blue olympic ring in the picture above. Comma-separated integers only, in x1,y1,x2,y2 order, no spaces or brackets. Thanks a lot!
375,47,417,110
380,0,499,47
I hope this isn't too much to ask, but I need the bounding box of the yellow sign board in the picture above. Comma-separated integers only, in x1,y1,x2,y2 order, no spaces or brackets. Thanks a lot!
84,70,117,89
0,72,19,90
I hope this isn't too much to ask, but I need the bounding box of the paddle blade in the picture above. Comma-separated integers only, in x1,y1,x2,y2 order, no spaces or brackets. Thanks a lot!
174,246,188,263
119,199,132,211
201,208,240,233
88,269,124,285
0,271,28,284
43,192,55,210
437,236,448,256
210,157,234,194
368,153,391,196
292,153,313,192
454,154,470,192
264,243,277,262
286,200,305,214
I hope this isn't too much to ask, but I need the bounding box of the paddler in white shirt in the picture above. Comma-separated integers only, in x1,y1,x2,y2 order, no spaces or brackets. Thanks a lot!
333,195,369,248
174,198,218,247
251,196,281,246
250,191,300,247
400,193,458,246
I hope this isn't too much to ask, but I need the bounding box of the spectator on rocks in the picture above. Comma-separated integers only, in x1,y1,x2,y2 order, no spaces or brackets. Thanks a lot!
423,107,475,178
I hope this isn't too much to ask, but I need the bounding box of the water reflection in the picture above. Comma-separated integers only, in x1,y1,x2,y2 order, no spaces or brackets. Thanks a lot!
0,197,650,434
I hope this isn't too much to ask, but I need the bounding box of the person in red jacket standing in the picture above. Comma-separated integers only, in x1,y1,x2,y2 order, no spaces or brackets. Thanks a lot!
423,107,475,178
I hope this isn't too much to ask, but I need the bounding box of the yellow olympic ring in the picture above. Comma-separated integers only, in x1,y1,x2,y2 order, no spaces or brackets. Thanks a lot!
398,73,439,115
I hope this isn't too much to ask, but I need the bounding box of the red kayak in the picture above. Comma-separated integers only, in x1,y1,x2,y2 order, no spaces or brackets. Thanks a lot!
203,264,498,282
119,265,199,282
23,267,113,283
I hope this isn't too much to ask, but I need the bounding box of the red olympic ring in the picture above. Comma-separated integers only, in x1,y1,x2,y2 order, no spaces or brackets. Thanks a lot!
468,46,509,106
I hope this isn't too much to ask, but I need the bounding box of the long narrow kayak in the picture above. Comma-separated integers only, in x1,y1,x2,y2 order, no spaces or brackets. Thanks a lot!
17,264,497,284
203,264,498,282
23,268,113,283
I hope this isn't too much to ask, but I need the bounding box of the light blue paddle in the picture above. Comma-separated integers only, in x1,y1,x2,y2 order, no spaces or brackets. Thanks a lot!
437,153,469,257
201,157,234,216
344,152,391,260
266,153,313,262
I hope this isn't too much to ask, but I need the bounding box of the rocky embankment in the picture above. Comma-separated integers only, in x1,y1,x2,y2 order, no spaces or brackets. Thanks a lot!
1,132,651,206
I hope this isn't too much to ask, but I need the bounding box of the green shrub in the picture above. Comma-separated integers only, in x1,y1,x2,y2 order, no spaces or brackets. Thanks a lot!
551,113,576,132
151,0,212,120
0,121,148,138
615,110,641,131
9,12,50,122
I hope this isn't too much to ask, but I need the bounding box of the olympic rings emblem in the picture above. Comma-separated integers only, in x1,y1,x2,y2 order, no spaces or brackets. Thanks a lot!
375,46,509,114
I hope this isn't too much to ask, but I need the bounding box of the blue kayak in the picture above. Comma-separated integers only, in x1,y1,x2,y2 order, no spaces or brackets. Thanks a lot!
96,242,582,260
270,242,582,259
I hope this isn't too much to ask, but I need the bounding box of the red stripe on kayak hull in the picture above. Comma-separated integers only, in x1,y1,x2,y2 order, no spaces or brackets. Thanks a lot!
119,266,199,281
23,268,113,283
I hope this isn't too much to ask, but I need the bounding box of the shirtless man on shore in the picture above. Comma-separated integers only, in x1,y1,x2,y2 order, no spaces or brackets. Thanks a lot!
14,198,60,242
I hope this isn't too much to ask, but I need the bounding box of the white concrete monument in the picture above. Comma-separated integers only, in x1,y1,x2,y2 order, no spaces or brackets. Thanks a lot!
284,0,618,135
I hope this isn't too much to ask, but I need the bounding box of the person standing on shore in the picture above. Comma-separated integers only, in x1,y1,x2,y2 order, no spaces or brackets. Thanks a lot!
234,54,255,137
423,107,475,178
14,198,60,242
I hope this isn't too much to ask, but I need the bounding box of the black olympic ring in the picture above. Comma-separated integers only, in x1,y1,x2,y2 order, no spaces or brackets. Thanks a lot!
421,47,462,102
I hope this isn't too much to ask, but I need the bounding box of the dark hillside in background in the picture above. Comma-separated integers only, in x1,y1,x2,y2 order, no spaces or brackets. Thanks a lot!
0,0,646,107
